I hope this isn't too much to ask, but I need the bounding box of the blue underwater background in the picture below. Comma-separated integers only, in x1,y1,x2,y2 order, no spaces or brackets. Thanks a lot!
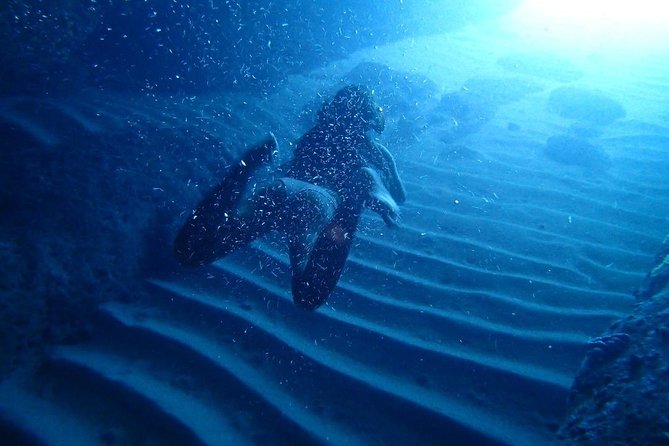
1,1,669,445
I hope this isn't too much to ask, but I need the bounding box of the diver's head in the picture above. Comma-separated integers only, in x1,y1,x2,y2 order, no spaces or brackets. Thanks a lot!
317,85,385,133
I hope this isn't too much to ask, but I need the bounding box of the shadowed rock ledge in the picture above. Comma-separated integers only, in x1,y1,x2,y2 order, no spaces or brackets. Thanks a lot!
558,235,669,446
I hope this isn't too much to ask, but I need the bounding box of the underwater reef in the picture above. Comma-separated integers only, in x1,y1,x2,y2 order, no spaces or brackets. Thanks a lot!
0,92,238,377
558,237,669,446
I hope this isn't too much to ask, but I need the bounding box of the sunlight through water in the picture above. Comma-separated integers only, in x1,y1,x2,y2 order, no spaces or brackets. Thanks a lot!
506,0,669,56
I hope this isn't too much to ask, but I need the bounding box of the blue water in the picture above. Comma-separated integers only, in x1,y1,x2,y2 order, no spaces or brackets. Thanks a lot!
1,1,668,445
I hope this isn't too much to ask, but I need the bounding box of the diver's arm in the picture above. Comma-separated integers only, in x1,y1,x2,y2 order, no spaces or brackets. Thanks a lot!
359,141,406,204
361,166,400,228
373,142,406,204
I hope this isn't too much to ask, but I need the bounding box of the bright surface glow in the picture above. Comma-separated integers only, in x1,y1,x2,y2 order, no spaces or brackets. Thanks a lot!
506,0,669,55
521,0,669,26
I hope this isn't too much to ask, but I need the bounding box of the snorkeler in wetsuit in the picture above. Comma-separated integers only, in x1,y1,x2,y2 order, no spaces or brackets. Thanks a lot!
174,85,406,310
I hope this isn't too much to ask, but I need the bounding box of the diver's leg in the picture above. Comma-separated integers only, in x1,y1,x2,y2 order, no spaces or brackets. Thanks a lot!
287,167,400,309
184,180,286,264
290,199,363,310
174,135,278,266
283,186,338,275
288,167,398,308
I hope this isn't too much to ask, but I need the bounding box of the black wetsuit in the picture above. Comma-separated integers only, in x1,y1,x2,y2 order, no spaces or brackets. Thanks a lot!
283,128,368,201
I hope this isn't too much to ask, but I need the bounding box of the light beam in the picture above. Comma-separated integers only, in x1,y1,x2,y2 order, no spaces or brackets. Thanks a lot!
506,0,669,55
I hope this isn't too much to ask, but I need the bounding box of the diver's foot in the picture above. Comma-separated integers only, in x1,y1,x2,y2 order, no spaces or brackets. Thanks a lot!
244,133,278,169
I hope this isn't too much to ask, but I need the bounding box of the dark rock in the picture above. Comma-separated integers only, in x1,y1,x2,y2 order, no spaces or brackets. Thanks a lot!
434,90,492,142
627,354,644,379
558,239,669,445
584,333,631,365
1,1,520,95
393,114,431,143
548,87,626,126
431,76,541,143
544,135,611,170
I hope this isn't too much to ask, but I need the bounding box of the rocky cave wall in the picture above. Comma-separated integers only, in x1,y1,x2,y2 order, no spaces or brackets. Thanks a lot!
1,0,520,95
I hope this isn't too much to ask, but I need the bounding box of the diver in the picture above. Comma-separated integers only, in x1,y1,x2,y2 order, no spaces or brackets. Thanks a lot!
174,85,406,310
